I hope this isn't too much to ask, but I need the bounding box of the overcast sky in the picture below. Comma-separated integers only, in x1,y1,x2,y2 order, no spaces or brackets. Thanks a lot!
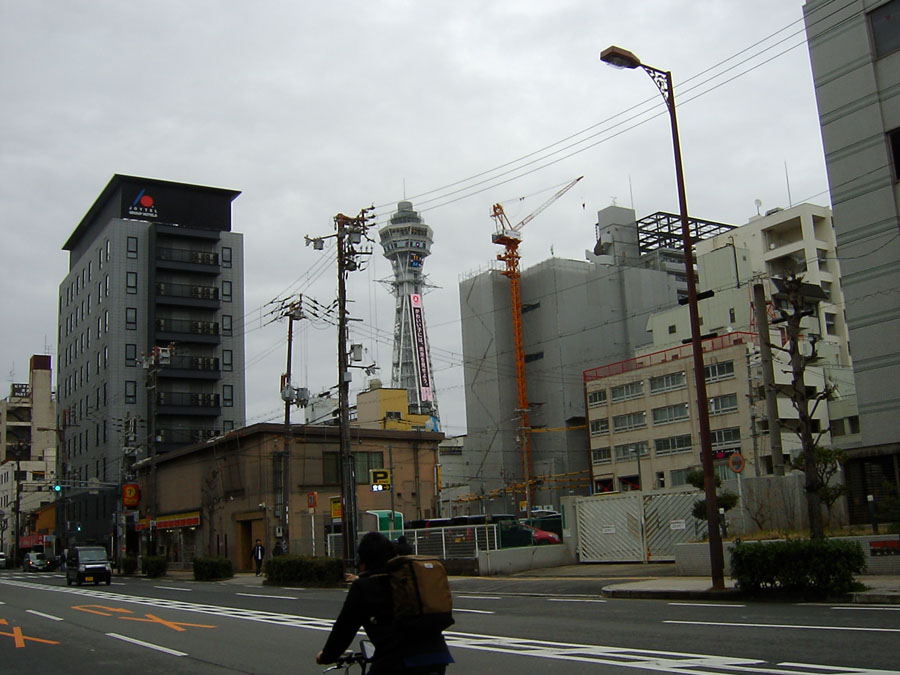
0,1,830,438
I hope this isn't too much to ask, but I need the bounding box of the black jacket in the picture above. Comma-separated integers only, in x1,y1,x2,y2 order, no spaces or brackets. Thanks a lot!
320,570,452,674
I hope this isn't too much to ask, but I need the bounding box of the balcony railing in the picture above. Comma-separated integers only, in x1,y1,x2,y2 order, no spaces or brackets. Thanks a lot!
166,355,220,372
156,247,219,266
156,281,219,301
156,427,221,445
156,318,219,336
157,392,220,408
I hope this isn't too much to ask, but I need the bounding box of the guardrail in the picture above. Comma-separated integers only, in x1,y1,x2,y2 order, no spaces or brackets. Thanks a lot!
326,524,502,560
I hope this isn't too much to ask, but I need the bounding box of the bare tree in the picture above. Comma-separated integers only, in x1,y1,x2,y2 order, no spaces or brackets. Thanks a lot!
771,273,834,539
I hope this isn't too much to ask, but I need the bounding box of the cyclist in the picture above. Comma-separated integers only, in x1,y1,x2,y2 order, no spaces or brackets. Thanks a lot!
316,532,453,674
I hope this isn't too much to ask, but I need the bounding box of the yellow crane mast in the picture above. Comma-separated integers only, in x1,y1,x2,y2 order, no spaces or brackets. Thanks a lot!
490,175,583,514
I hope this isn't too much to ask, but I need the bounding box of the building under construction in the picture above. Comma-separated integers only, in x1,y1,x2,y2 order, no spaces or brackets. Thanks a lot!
455,204,734,514
379,201,440,428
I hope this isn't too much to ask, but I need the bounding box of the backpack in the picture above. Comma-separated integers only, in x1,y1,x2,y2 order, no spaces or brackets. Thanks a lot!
384,555,454,633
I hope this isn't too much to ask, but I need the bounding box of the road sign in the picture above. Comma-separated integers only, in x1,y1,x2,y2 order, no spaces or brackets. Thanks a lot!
370,469,392,491
728,452,746,473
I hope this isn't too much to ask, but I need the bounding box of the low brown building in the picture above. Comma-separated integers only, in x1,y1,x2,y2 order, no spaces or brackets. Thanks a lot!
134,422,442,571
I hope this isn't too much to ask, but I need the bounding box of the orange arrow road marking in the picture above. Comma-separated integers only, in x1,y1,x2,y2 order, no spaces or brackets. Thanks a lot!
72,605,134,617
120,613,215,632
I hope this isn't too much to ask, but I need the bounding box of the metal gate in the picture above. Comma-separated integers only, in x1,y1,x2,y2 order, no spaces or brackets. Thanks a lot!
575,489,702,563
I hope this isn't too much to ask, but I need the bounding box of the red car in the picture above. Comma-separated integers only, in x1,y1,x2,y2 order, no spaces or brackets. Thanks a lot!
521,523,561,545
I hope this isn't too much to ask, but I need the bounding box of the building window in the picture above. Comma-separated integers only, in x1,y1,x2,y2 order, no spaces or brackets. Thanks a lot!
709,393,738,415
103,345,108,368
711,426,742,449
614,441,649,461
670,467,691,487
223,420,234,432
125,344,137,366
592,447,611,464
870,0,900,58
652,403,690,425
589,418,609,436
222,349,233,371
126,307,137,330
223,385,233,407
668,324,676,334
524,351,544,363
105,274,109,297
611,380,644,402
222,315,232,336
126,236,138,259
649,372,686,394
222,280,232,302
612,411,647,432
125,381,137,405
222,246,232,268
890,128,900,181
587,389,607,407
354,452,384,484
825,312,838,336
729,307,736,323
655,434,692,456
704,360,734,383
104,310,109,333
126,272,137,294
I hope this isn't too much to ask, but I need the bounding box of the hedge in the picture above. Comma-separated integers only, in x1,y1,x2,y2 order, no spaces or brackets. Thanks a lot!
193,556,234,581
731,539,866,596
141,555,168,578
265,555,343,586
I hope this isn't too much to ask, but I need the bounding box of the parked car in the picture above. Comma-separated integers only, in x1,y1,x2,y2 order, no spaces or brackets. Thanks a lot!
23,551,50,572
66,546,112,585
0,551,8,569
520,523,561,545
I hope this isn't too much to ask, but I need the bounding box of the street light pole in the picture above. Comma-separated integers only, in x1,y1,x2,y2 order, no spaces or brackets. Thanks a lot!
601,46,724,590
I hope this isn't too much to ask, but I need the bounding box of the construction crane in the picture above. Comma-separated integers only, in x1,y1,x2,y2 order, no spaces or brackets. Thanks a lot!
490,175,583,515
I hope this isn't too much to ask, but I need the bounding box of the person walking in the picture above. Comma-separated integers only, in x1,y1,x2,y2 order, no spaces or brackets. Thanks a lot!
251,538,265,576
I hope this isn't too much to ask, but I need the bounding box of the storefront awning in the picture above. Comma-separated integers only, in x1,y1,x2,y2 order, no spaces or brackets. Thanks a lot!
135,511,201,531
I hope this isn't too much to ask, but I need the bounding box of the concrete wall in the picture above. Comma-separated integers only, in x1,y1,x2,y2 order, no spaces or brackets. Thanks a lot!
476,544,576,576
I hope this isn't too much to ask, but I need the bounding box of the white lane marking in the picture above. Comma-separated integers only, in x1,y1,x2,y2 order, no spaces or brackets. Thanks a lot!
666,619,900,633
236,593,298,600
455,608,495,614
5,580,897,675
668,602,746,608
457,595,501,600
833,606,900,612
107,632,187,656
154,585,191,592
26,609,63,621
547,598,606,603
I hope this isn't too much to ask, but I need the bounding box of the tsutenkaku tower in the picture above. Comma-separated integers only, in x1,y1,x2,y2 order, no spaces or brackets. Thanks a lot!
379,201,440,427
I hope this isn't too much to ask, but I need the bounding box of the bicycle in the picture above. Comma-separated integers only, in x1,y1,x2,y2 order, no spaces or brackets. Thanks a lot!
323,640,375,674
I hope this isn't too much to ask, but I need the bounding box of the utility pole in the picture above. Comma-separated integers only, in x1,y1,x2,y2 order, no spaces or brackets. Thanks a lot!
307,208,374,572
278,298,305,553
753,283,785,475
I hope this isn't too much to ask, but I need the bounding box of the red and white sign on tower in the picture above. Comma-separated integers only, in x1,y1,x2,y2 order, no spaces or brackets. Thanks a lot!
409,294,433,402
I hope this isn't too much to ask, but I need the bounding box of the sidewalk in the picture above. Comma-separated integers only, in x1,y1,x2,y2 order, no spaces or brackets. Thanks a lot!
159,565,900,603
447,563,900,604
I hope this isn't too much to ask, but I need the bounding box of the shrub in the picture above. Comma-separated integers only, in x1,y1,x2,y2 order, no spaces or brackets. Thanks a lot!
141,555,168,578
731,538,866,596
193,556,234,581
265,555,343,586
122,555,138,575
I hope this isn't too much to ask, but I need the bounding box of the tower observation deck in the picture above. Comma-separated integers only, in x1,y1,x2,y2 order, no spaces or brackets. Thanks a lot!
379,201,439,426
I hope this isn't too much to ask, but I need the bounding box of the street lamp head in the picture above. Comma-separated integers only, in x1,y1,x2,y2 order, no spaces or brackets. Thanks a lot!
600,45,641,69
